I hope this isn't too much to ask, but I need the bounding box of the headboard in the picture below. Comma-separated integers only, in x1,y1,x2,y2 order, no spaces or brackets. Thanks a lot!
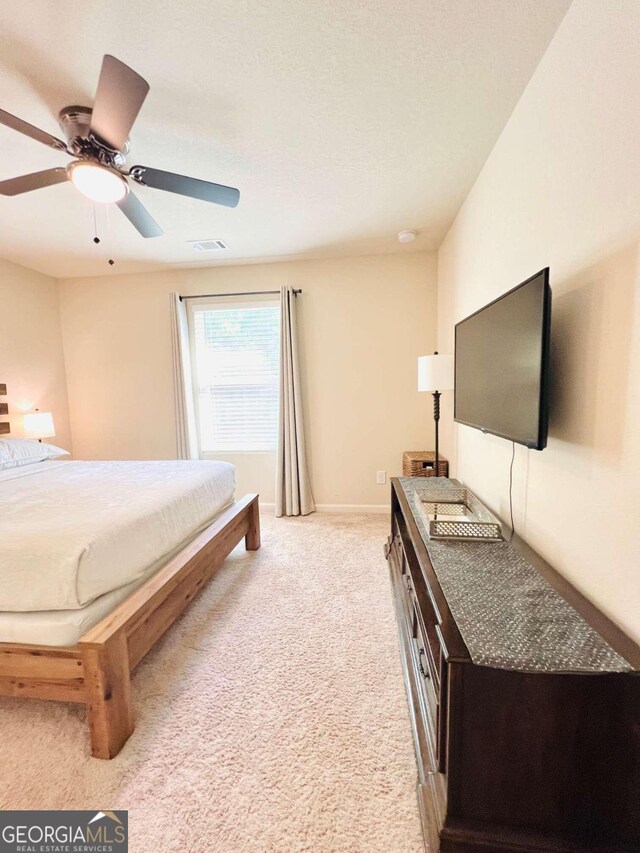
0,384,9,434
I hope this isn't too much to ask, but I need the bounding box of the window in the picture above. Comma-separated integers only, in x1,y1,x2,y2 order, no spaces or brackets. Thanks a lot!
190,301,280,452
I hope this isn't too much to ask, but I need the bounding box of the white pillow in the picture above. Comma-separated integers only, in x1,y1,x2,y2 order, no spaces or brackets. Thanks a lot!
0,439,69,470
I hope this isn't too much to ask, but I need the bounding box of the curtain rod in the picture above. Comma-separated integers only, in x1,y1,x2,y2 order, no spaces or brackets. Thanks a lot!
179,289,302,301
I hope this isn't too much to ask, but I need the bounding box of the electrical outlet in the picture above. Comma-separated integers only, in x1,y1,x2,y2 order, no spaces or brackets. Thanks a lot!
376,470,386,485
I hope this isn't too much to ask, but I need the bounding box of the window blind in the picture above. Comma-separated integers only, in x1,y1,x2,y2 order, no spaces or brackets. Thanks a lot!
192,303,280,452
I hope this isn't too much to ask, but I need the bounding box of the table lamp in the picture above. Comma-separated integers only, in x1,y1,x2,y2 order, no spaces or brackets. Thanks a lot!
24,409,55,443
417,352,454,476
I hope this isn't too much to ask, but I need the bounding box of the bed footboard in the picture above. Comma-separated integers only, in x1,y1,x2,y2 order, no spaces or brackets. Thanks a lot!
0,494,260,759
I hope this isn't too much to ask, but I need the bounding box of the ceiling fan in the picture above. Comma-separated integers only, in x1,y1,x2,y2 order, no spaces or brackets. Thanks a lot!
0,54,240,238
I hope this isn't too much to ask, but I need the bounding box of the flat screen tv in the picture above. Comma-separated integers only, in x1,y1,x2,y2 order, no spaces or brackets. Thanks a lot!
454,268,551,450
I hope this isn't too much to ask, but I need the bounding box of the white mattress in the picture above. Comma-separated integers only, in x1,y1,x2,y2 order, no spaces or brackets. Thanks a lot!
0,459,236,613
0,503,232,646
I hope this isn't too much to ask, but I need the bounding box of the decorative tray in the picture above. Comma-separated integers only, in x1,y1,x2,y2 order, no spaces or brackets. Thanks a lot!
413,485,503,542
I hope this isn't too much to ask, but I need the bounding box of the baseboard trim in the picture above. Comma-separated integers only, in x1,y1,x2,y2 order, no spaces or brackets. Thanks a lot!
259,503,389,515
316,504,389,514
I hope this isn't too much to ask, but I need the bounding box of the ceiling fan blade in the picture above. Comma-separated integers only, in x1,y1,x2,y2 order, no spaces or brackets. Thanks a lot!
116,189,163,238
0,168,68,196
90,55,150,151
0,108,67,152
129,165,240,208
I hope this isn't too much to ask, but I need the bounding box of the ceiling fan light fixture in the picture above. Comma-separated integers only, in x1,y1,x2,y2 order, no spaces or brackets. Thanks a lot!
67,161,128,203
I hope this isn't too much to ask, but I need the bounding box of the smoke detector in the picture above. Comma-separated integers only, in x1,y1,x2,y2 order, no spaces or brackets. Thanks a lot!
397,230,417,243
187,238,229,251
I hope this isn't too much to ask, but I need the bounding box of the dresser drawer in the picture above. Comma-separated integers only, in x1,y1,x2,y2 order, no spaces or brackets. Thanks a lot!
415,616,439,694
411,619,439,758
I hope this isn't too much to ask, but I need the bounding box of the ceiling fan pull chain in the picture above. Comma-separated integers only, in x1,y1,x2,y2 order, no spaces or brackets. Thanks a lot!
92,204,100,245
105,204,115,267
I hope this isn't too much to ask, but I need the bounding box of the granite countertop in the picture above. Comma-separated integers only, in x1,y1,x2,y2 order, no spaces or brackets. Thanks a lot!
398,477,633,673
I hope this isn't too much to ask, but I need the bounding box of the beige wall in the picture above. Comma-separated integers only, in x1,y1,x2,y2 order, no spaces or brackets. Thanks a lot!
437,0,640,642
59,252,437,506
0,258,71,450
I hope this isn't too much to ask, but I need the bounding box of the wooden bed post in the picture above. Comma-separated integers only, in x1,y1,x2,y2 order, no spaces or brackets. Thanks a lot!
245,495,261,551
82,630,134,759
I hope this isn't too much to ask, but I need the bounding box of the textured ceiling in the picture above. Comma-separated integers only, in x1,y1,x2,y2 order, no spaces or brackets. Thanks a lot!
0,0,570,278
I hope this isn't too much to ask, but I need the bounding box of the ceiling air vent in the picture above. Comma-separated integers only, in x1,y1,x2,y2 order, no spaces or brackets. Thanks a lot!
187,239,229,251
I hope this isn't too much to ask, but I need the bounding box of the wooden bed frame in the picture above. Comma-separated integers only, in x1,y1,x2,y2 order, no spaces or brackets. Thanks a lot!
0,494,260,759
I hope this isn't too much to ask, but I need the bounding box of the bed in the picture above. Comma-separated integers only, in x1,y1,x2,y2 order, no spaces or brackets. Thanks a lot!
0,454,260,759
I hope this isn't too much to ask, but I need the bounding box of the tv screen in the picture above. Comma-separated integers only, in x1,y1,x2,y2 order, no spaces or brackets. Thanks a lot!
454,268,551,450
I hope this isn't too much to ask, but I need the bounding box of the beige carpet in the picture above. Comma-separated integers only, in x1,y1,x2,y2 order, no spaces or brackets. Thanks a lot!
0,512,423,853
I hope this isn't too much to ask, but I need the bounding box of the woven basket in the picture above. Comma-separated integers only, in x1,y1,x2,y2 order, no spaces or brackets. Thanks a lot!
402,451,448,478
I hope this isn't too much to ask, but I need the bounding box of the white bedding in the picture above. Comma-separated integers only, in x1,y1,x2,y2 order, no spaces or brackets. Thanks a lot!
0,501,233,646
0,459,236,613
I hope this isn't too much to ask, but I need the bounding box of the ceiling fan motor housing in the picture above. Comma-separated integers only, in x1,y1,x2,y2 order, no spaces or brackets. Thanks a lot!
58,105,129,167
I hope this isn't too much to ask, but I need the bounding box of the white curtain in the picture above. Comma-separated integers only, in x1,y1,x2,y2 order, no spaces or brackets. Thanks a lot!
276,287,315,517
169,293,198,459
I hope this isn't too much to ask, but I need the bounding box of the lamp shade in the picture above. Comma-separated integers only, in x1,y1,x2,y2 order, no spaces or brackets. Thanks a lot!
23,411,55,440
418,353,454,392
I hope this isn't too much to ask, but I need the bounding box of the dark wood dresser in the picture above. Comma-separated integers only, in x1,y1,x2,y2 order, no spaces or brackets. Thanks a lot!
386,477,640,853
